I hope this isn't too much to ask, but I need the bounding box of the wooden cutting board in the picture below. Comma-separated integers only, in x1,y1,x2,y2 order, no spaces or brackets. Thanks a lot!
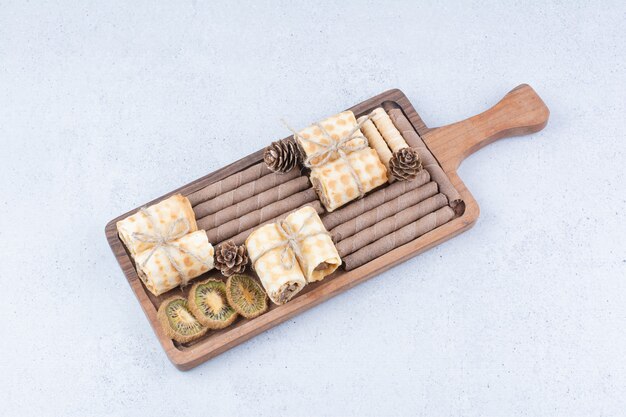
105,84,549,370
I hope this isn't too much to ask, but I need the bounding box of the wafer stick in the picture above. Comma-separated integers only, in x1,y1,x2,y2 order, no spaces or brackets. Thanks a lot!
196,176,310,230
371,108,408,152
358,115,393,172
187,162,274,206
193,168,301,217
331,181,439,242
342,205,455,270
383,103,464,215
227,201,325,246
321,169,430,230
336,193,448,256
204,188,318,243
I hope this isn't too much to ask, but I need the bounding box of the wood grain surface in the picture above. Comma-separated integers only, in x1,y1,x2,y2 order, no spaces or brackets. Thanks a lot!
105,84,549,370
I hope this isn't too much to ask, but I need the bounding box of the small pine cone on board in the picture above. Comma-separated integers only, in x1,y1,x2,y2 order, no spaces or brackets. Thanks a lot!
214,241,249,277
264,138,301,173
389,147,423,181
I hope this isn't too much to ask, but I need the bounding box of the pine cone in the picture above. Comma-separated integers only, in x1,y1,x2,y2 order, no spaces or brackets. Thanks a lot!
264,138,300,173
389,147,422,181
214,241,249,277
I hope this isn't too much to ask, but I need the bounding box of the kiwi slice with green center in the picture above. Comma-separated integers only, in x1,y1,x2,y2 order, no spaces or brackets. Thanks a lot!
188,279,238,329
226,274,268,319
157,296,207,343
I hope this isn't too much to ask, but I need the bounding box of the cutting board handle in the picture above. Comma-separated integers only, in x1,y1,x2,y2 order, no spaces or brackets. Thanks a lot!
422,84,549,171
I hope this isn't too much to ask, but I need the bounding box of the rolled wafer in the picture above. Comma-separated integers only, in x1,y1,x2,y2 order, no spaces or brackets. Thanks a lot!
203,188,318,243
116,194,197,259
196,176,310,230
135,230,214,296
295,111,366,165
383,103,464,215
342,205,455,270
371,108,408,152
358,115,393,172
336,193,448,257
245,205,339,304
282,206,341,283
310,147,388,212
321,169,430,230
227,200,324,246
193,168,300,218
245,223,307,305
331,181,439,242
187,162,273,206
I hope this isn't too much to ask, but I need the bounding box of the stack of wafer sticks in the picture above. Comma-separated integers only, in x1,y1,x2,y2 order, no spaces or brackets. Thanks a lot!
188,163,322,246
186,104,462,272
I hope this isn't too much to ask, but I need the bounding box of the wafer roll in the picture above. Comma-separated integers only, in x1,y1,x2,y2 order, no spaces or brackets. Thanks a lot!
310,148,388,212
295,111,366,165
204,188,317,243
193,168,300,218
331,181,439,242
371,108,408,152
282,206,341,283
228,201,324,246
358,116,393,171
383,103,464,215
245,223,307,305
116,194,197,258
187,162,273,206
337,193,448,256
342,205,455,270
135,230,214,296
196,176,310,230
321,169,430,230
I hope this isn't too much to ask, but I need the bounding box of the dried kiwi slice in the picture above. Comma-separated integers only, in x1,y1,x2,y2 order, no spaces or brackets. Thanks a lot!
188,279,238,329
226,274,268,319
157,296,207,343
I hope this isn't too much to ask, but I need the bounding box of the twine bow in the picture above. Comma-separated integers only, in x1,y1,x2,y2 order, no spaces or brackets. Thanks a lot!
132,208,212,288
283,114,372,198
249,210,329,271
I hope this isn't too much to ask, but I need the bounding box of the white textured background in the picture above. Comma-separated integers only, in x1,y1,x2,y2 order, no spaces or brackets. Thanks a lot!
1,1,625,416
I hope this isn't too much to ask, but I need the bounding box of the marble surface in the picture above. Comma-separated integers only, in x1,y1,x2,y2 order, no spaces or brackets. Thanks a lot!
1,1,624,416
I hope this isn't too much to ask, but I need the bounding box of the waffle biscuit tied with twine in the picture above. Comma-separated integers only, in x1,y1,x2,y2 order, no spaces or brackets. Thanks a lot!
246,206,340,305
